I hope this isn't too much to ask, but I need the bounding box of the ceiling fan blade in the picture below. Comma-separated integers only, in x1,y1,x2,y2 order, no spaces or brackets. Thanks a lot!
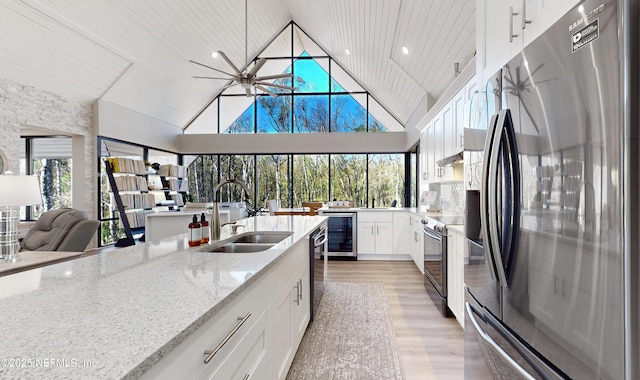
245,87,253,97
217,51,243,75
248,58,267,77
255,85,278,97
255,73,293,81
256,81,295,91
193,76,232,80
189,60,236,77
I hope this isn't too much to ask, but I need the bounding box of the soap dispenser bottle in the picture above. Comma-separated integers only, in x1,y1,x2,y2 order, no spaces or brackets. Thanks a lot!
188,215,201,247
200,213,209,243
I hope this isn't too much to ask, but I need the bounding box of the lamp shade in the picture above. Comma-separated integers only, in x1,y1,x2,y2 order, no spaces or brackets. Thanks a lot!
0,174,42,206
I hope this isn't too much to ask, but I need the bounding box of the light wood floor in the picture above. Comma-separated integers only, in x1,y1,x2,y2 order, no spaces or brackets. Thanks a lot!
325,260,464,380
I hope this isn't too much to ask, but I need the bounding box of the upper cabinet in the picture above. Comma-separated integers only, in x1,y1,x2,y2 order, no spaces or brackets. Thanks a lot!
479,0,581,82
481,0,524,81
420,77,476,184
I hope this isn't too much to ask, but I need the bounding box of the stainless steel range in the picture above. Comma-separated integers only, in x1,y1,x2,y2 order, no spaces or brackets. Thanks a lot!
422,215,464,317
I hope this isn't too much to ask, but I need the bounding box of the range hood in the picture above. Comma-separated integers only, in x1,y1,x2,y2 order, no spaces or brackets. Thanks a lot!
436,151,464,167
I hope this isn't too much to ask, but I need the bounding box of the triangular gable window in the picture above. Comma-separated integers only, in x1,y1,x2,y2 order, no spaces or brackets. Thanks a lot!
185,23,403,134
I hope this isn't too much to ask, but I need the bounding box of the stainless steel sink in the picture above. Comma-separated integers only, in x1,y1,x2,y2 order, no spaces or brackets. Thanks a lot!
205,243,275,253
229,231,293,244
198,231,293,253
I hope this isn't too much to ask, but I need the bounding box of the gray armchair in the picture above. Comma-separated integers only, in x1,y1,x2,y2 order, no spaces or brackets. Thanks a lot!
20,208,99,252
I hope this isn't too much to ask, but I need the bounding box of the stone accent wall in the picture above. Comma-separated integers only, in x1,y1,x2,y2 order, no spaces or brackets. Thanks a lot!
0,77,96,218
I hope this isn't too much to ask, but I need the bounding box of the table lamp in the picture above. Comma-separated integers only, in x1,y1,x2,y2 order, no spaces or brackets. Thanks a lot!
0,172,42,263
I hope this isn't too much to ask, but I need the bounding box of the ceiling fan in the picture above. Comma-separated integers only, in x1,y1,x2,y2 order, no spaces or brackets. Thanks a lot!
189,0,294,97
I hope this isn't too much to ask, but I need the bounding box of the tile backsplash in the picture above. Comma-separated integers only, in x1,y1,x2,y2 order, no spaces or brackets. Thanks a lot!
464,151,484,191
439,181,464,214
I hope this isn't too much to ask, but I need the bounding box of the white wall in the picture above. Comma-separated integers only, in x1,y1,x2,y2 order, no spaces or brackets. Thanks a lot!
0,77,95,218
95,100,182,153
176,131,410,154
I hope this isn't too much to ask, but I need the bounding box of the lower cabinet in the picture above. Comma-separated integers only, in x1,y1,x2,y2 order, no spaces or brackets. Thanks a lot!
358,221,393,254
447,229,465,328
392,212,410,255
272,256,310,380
357,211,395,256
409,214,424,273
141,240,310,380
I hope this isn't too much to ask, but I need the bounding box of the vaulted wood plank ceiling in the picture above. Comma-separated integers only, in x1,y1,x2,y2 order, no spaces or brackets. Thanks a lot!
0,0,474,131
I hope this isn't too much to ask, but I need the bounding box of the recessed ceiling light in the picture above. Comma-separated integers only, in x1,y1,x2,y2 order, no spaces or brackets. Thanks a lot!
345,49,351,55
211,51,219,58
402,46,409,55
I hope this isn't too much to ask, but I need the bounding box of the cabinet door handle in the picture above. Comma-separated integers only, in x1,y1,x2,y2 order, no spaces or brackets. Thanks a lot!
460,134,464,147
294,282,301,305
521,0,532,29
298,279,303,301
371,226,374,235
203,313,252,364
376,226,379,235
509,6,519,42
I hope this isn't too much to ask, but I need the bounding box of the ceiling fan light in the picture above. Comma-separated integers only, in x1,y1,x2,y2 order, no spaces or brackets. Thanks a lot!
345,49,351,55
211,51,219,58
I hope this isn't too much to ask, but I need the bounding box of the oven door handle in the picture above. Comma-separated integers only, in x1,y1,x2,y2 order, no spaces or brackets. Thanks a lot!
423,227,443,241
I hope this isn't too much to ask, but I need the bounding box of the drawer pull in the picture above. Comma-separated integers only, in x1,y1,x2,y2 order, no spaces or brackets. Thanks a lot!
298,279,303,301
294,282,301,305
203,312,252,364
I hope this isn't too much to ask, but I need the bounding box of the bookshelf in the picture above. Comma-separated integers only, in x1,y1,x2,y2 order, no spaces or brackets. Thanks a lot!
104,159,189,247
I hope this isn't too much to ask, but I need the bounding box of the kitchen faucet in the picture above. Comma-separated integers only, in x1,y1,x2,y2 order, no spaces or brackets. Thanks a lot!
211,179,253,240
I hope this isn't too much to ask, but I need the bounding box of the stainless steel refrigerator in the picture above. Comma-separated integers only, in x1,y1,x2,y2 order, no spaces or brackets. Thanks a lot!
464,0,639,379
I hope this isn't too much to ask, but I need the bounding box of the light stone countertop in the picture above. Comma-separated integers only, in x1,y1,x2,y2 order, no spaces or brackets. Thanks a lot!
0,215,327,380
319,206,419,213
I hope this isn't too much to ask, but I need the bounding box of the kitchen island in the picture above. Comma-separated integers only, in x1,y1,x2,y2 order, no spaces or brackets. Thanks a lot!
0,215,327,379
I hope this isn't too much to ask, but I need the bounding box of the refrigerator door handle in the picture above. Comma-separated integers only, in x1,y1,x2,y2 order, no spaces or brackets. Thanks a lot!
488,111,508,287
502,109,521,279
465,302,536,380
481,113,500,281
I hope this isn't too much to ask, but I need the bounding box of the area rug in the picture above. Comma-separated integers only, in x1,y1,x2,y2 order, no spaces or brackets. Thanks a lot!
286,282,405,380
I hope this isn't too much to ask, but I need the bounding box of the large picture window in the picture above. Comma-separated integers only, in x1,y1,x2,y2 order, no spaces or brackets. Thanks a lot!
187,153,405,212
20,137,73,220
184,23,404,135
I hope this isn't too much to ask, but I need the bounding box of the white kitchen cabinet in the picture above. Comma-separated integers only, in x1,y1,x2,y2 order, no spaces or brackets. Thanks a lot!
291,261,310,349
480,0,523,81
139,271,269,380
422,111,447,184
479,0,581,82
358,222,393,255
441,102,454,158
433,113,444,180
447,229,465,328
272,280,294,379
270,242,310,380
423,121,436,182
141,237,310,380
451,89,465,154
392,212,410,256
409,214,424,273
357,211,393,255
357,222,376,254
421,76,475,185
